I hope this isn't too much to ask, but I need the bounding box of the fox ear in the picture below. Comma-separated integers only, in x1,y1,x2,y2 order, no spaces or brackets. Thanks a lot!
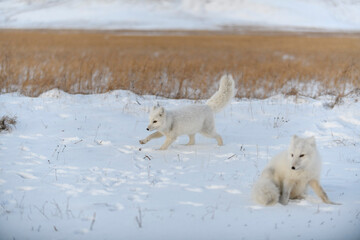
290,135,298,147
308,136,316,147
291,135,298,142
152,103,161,111
158,107,164,116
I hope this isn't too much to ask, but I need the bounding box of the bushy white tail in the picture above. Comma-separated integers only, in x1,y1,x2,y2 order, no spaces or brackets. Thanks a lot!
206,74,235,113
252,177,280,206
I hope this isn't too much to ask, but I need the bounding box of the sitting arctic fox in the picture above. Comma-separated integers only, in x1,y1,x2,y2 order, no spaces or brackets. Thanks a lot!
252,135,339,206
139,74,235,150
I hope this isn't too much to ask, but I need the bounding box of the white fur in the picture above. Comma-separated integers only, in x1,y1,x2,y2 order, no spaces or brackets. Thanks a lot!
252,135,339,206
140,74,235,150
206,74,235,113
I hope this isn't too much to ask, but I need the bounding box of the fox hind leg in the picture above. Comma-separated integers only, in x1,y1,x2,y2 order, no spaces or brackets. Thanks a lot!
200,130,223,146
252,168,280,206
186,134,195,145
214,133,223,146
201,117,223,146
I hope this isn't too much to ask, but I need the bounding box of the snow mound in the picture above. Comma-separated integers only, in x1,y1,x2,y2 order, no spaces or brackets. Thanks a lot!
39,88,69,98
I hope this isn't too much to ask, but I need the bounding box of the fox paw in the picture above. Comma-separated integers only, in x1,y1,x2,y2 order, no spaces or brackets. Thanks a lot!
158,146,168,150
139,139,147,144
279,198,289,205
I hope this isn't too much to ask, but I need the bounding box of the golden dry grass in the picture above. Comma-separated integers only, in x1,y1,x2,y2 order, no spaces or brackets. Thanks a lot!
0,29,359,99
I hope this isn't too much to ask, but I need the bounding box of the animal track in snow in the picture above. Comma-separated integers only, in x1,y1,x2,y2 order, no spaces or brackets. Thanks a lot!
16,172,38,180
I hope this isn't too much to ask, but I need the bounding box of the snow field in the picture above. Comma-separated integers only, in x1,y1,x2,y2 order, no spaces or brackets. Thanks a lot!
0,89,359,239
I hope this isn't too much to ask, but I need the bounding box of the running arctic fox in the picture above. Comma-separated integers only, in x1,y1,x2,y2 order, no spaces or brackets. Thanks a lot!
252,135,339,206
139,74,235,150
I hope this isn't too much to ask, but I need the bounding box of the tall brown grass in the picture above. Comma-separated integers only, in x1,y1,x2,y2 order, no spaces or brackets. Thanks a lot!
0,30,359,99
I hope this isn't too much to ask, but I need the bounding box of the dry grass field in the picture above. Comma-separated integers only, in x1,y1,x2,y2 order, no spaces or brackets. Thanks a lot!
0,30,359,99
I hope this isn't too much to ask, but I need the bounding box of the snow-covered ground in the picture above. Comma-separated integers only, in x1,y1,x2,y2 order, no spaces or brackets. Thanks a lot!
0,89,359,239
0,0,360,31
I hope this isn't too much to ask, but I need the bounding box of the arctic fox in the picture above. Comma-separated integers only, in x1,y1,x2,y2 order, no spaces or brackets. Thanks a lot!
252,135,339,206
139,74,235,150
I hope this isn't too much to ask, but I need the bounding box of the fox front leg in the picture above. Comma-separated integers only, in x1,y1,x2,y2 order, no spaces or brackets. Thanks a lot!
139,131,163,145
159,137,176,150
308,179,341,205
280,181,294,205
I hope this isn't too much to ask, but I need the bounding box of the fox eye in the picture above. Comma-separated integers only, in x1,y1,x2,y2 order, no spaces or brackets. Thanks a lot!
291,154,294,157
153,120,157,123
299,154,305,158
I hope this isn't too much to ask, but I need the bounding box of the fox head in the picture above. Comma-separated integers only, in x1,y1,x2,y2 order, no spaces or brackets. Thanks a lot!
146,106,165,131
288,135,316,171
